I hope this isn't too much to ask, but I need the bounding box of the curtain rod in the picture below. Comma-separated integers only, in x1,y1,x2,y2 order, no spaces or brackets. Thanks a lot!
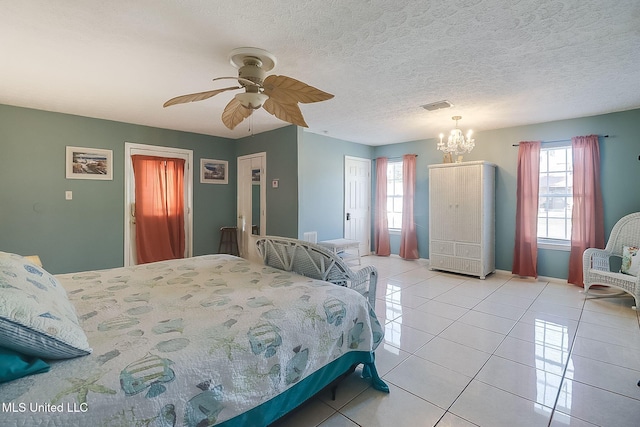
512,135,609,146
378,155,418,161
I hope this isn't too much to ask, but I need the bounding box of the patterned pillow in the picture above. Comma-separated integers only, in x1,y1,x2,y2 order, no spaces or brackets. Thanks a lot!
621,246,640,276
0,252,92,359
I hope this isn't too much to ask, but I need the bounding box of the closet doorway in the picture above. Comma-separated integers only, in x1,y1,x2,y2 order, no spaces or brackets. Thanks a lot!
237,152,266,261
124,142,193,266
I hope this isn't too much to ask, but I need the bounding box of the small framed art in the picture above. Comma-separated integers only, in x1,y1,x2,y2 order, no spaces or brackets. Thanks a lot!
200,159,228,184
66,146,113,180
252,168,261,184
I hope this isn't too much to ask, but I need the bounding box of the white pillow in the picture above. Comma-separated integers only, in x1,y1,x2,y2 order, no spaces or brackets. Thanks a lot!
621,246,640,277
0,252,92,359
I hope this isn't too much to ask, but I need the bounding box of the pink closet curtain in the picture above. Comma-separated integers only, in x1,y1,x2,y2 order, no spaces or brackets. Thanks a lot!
399,154,419,259
568,135,604,286
512,141,541,277
374,157,390,256
132,155,185,264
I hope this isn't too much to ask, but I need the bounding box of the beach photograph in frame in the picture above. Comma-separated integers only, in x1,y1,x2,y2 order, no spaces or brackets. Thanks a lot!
201,159,228,184
66,146,113,180
252,168,261,184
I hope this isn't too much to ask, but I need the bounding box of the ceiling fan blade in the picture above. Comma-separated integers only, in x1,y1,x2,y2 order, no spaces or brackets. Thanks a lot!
263,97,308,128
163,86,240,107
263,75,334,104
221,97,253,130
212,76,261,88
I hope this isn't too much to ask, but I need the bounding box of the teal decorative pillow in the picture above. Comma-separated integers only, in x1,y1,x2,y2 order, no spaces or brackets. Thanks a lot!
0,346,50,383
621,246,640,276
0,252,92,359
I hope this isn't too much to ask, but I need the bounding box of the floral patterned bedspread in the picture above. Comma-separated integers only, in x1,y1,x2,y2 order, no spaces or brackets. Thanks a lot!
1,255,383,426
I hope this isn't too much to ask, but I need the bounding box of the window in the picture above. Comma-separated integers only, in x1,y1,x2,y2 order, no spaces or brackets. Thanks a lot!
387,161,403,230
538,144,572,246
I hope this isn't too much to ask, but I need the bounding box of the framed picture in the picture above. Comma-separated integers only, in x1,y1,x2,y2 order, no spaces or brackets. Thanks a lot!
200,159,228,184
252,168,261,184
66,146,113,180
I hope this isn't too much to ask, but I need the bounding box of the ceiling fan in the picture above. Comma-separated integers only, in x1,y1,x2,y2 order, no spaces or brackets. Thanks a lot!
163,47,334,130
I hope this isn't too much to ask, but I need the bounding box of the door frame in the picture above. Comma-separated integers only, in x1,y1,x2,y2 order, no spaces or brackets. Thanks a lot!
344,155,371,255
124,142,194,266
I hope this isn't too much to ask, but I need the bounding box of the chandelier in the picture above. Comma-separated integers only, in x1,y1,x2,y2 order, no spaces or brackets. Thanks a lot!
437,116,475,156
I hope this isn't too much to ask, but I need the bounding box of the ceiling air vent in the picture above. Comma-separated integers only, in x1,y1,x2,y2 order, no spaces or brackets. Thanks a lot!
421,100,453,111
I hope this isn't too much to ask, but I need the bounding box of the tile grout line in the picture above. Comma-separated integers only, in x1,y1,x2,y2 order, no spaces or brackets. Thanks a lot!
377,268,546,425
428,273,542,425
364,261,635,426
544,288,588,427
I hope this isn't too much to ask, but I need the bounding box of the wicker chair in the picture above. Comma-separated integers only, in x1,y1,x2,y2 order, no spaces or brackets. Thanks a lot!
255,236,378,308
583,212,640,309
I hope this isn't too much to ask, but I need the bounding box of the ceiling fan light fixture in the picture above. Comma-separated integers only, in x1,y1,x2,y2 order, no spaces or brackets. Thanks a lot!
235,92,268,109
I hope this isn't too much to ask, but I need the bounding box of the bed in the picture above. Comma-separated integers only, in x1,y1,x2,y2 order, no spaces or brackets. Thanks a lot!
0,250,387,426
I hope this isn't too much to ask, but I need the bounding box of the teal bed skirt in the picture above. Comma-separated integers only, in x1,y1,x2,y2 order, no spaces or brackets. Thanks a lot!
218,351,389,426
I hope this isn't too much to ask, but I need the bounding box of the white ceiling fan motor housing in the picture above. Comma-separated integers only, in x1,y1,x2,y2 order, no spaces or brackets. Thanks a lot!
229,47,277,88
238,59,267,86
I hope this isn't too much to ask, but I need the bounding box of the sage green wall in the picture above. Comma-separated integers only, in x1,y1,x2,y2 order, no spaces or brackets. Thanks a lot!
297,132,374,241
236,125,299,238
0,104,236,274
373,108,640,279
3,102,639,281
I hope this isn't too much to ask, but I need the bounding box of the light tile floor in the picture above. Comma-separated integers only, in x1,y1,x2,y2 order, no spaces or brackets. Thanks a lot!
271,255,640,427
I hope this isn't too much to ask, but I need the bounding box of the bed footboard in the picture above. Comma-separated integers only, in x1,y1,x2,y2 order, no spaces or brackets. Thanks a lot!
256,236,378,308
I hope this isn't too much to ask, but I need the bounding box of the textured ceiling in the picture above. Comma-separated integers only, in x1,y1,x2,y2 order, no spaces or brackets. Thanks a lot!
1,0,639,145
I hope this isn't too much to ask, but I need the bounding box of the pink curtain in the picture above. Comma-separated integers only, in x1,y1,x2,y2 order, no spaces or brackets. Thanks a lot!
568,135,604,286
132,155,186,264
374,157,390,256
400,154,419,259
512,141,541,277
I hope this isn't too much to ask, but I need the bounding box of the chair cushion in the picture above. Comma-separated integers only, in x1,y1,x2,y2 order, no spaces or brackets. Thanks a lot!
621,245,640,276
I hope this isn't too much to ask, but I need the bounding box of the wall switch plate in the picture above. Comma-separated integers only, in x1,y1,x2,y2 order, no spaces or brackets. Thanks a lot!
65,191,73,200
271,179,279,188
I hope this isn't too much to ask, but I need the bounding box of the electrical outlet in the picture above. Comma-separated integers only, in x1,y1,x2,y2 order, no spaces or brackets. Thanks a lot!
65,191,73,200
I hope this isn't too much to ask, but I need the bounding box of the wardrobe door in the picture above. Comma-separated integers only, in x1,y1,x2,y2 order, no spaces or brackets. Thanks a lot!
454,164,482,244
429,166,456,242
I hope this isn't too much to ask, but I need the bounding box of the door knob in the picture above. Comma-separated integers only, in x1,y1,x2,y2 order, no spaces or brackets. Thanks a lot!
346,213,351,220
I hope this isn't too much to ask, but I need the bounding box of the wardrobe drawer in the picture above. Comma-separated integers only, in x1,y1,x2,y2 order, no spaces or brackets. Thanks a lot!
430,241,454,256
455,258,480,275
429,254,480,276
456,244,481,259
429,254,456,270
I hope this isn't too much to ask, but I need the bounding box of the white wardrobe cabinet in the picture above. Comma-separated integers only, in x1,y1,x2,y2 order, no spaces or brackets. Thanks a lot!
428,161,496,279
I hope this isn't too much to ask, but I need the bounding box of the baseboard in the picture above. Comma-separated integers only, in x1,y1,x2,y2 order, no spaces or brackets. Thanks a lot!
494,268,568,285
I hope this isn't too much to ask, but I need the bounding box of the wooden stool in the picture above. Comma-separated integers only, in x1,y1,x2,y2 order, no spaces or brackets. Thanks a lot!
218,226,239,255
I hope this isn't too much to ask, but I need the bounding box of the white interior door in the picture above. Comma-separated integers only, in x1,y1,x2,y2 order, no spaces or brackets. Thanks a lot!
124,142,193,266
344,156,371,255
237,152,266,261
